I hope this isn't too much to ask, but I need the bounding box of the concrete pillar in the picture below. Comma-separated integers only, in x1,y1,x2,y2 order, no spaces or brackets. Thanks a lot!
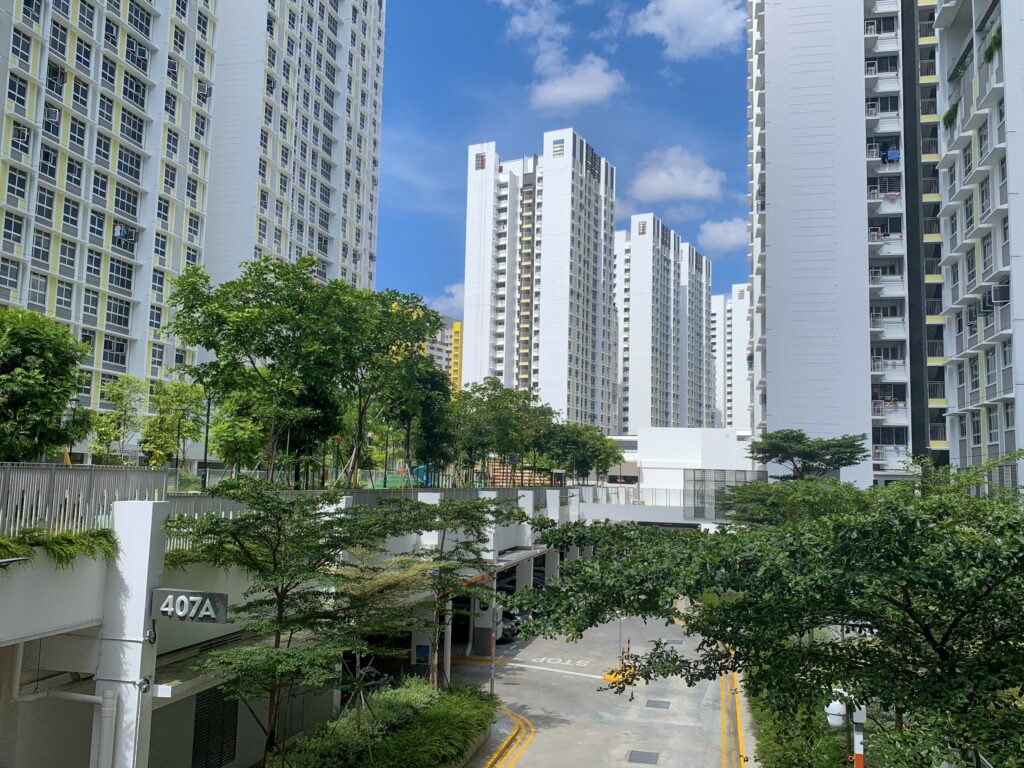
545,490,562,524
443,600,453,686
91,500,168,768
515,558,532,594
471,587,496,657
414,492,451,683
544,549,560,584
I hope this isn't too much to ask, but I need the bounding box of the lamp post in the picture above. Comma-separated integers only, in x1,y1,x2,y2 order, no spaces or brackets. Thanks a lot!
173,406,186,493
826,693,866,767
201,393,212,489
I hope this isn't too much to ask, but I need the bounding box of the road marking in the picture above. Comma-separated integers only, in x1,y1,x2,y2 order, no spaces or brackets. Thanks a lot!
497,707,535,768
484,707,523,768
731,670,747,765
454,655,509,665
505,662,605,680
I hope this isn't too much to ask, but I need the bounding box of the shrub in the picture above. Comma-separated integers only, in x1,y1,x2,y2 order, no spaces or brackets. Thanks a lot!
0,528,118,569
750,694,847,768
283,678,497,768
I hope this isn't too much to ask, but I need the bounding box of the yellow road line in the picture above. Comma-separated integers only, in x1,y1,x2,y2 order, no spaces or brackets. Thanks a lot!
498,707,535,768
731,671,747,765
719,674,729,768
484,707,523,768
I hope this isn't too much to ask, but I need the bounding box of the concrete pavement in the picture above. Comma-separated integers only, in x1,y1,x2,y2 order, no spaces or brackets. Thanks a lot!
458,616,756,767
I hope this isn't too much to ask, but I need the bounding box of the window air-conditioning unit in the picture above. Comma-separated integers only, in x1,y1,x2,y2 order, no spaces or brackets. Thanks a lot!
45,107,60,122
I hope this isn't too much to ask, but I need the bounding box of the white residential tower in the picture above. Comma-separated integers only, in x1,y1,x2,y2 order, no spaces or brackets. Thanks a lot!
711,283,751,430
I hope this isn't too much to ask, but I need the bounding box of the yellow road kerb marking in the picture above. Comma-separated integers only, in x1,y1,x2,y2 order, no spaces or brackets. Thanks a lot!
497,707,535,768
484,707,523,768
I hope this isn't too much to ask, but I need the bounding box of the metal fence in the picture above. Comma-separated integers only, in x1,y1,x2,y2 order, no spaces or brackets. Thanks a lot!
0,464,169,536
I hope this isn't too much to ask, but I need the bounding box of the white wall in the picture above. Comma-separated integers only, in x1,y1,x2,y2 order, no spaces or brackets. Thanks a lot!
763,0,874,485
615,427,753,490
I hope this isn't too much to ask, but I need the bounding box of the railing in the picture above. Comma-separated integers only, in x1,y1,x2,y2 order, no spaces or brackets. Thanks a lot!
922,177,940,194
919,60,937,77
924,257,941,275
865,21,878,35
918,21,935,38
866,101,880,116
868,185,881,200
928,381,946,398
869,227,884,242
0,464,169,536
872,400,906,417
867,144,880,159
921,137,939,154
928,340,946,358
923,217,941,235
870,313,884,329
930,423,948,441
926,299,944,314
921,98,937,115
865,61,878,76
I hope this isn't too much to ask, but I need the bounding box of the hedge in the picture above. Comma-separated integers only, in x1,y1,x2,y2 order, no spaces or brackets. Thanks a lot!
749,694,848,768
282,678,497,768
0,528,119,569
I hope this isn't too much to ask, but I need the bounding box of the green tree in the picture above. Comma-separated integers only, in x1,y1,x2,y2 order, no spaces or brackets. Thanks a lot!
723,478,866,527
339,290,442,486
0,308,92,461
746,429,870,479
140,380,205,467
169,256,356,476
89,376,144,463
518,458,1024,763
208,393,268,477
376,496,528,687
164,478,413,768
543,422,619,483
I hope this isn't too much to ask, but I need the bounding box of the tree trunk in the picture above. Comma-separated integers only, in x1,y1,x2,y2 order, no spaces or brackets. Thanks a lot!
262,682,280,768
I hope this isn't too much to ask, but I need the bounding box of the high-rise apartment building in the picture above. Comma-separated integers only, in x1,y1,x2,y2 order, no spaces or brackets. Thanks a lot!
206,0,385,288
462,129,619,432
614,213,713,432
748,0,947,484
935,0,1021,480
0,0,217,414
425,314,463,391
711,283,751,430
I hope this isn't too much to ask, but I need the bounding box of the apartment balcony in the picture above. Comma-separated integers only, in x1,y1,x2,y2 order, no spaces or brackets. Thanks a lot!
919,60,937,79
934,0,962,29
921,137,939,158
918,21,936,41
926,299,945,323
872,443,909,470
868,188,904,214
872,399,909,424
869,270,906,298
928,381,947,406
927,340,947,365
929,422,949,450
978,51,1004,111
871,356,908,382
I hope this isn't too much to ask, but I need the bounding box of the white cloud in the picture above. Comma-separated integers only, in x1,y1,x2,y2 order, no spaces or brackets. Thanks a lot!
496,0,626,111
698,217,749,254
630,0,746,61
531,54,626,110
629,146,726,203
427,283,466,319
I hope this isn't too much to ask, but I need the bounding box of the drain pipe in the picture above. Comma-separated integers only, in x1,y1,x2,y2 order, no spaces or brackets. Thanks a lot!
10,643,118,768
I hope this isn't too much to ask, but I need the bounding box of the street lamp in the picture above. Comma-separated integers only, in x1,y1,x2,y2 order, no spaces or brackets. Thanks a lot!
173,406,187,493
826,692,866,768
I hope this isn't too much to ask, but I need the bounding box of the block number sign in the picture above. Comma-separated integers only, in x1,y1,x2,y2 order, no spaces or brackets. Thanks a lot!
151,588,229,623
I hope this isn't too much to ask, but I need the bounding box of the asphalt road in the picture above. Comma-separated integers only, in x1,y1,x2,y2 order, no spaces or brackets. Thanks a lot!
457,616,755,767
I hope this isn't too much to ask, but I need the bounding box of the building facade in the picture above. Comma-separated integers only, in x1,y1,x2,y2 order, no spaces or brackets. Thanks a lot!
615,213,713,432
711,283,751,430
936,0,1022,480
425,314,463,391
748,0,947,484
0,0,218,424
462,129,619,432
205,0,385,288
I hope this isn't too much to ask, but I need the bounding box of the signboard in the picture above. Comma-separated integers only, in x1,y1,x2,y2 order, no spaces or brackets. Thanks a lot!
151,588,229,624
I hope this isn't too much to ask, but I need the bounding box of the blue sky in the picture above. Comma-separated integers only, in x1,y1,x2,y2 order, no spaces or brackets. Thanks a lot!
375,0,750,317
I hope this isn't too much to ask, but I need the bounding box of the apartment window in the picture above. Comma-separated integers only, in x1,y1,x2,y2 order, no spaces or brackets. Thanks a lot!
72,78,90,109
185,246,199,266
62,199,80,229
474,153,486,170
50,21,68,56
156,197,170,224
194,114,207,141
166,129,179,158
114,184,138,217
163,165,177,193
149,305,162,329
1006,402,1015,430
89,211,105,238
151,269,165,296
59,238,76,268
100,56,117,87
75,39,93,69
105,296,131,328
83,288,99,318
117,147,143,181
21,0,41,23
79,2,96,32
172,26,186,53
2,213,23,246
970,411,982,445
969,357,980,390
108,258,133,290
186,177,198,205
154,233,167,260
6,168,27,200
122,72,147,110
966,247,976,283
165,92,177,121
0,256,20,290
32,231,51,263
12,30,32,67
66,157,83,187
55,279,73,309
127,0,152,37
28,271,47,304
120,109,145,145
986,347,997,385
1003,339,1013,367
10,122,30,154
92,172,108,201
95,134,111,165
151,344,164,374
188,143,201,173
8,74,28,107
102,335,127,366
982,234,994,272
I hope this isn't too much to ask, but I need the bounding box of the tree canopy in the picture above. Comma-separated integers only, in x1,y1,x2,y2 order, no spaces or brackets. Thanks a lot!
0,308,92,461
747,429,870,479
517,459,1024,764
